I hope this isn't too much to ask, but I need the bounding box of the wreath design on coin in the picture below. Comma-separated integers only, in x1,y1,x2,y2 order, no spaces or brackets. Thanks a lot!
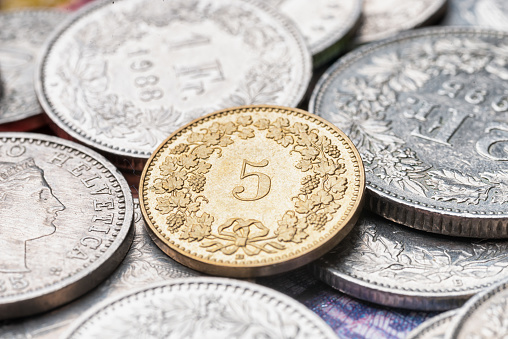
56,2,291,150
332,36,508,205
152,114,348,257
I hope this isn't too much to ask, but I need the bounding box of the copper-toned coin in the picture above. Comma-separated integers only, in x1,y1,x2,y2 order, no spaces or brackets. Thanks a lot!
139,105,365,278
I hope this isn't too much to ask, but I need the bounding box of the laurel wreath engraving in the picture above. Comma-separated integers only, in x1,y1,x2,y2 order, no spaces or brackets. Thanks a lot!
152,115,348,257
332,37,508,204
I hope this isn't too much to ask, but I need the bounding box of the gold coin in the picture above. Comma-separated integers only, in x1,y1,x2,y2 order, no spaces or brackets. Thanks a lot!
139,105,365,277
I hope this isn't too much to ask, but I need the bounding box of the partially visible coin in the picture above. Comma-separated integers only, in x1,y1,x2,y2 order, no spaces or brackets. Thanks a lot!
449,278,508,339
38,0,312,170
311,27,508,238
313,212,508,311
407,310,457,339
356,0,447,44
62,278,338,339
0,10,66,130
261,0,362,66
442,0,508,31
140,105,365,277
0,199,198,338
0,133,133,319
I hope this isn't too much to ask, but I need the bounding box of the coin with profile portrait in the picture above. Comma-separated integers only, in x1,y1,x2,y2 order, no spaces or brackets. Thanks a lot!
0,133,133,320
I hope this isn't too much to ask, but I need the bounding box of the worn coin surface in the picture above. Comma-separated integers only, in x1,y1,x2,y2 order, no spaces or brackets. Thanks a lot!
406,310,457,339
0,133,133,319
38,0,312,170
0,10,66,129
311,28,508,238
140,105,365,277
314,212,508,311
356,0,447,44
0,200,198,338
442,0,508,30
449,278,508,339
62,278,338,339
261,0,362,66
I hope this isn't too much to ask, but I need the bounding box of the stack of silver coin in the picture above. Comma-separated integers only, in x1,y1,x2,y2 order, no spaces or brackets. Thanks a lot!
1,0,508,338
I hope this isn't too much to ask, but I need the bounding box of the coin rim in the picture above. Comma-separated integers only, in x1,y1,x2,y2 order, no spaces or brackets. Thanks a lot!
139,104,365,278
0,132,134,319
406,310,457,339
310,26,508,238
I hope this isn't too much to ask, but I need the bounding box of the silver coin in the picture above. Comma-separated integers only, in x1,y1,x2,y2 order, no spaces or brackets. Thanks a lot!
37,0,312,170
442,0,508,31
0,133,133,319
0,199,199,338
260,0,362,66
313,212,508,311
310,27,508,238
0,10,66,126
62,277,338,339
448,278,508,339
407,310,457,339
356,0,448,44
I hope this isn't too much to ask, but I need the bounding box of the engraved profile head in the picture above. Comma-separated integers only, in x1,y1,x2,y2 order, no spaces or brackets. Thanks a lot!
0,158,65,273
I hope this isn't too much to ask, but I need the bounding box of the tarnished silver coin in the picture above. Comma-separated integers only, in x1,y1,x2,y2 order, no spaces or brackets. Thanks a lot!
356,0,448,44
0,200,198,338
407,310,457,339
0,133,133,319
261,0,362,66
313,212,508,311
62,278,338,339
442,0,508,30
38,0,312,170
311,28,508,238
0,10,66,129
449,278,508,339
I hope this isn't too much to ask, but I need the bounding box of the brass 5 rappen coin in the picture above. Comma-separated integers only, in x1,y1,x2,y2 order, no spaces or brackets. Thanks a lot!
139,105,365,277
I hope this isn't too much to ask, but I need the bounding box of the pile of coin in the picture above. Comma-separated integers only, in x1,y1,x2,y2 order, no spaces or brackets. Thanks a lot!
1,0,508,338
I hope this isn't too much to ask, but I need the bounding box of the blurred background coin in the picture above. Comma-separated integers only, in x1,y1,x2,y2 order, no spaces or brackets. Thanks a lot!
37,0,312,171
0,10,66,131
406,310,457,339
442,0,508,31
0,133,133,319
62,278,339,339
311,27,508,238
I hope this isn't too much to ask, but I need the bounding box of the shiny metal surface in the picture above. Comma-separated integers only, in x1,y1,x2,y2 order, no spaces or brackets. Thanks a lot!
37,0,312,170
261,0,362,66
407,310,457,339
0,10,66,126
356,0,447,44
0,200,199,338
0,133,133,319
310,27,508,238
314,212,508,311
442,0,508,30
62,278,338,339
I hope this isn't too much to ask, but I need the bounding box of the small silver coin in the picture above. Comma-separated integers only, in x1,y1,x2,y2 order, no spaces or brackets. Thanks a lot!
356,0,447,44
37,0,312,170
407,310,457,339
448,278,508,339
311,27,508,238
442,0,508,31
0,200,199,338
0,133,133,319
62,278,338,339
0,10,66,126
261,0,362,66
313,212,508,311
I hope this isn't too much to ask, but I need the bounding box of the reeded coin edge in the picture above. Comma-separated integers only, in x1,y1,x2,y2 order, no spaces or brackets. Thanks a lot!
36,0,312,159
0,133,133,314
139,105,364,277
406,310,457,339
448,277,508,339
61,277,338,339
310,27,508,238
0,9,67,125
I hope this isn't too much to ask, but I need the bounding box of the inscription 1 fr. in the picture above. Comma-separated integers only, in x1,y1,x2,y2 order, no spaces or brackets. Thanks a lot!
232,159,271,201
